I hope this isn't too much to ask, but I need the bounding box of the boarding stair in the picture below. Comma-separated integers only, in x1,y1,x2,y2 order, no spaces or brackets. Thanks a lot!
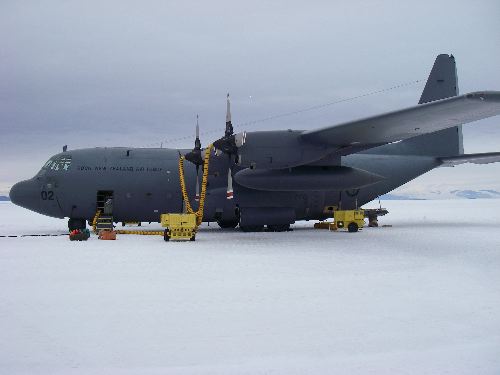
93,191,115,233
95,214,114,232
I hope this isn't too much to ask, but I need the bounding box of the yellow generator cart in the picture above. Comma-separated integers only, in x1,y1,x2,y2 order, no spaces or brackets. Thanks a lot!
161,213,198,241
333,209,365,232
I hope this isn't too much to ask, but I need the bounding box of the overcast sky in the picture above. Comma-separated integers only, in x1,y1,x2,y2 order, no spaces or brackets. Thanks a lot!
1,0,500,196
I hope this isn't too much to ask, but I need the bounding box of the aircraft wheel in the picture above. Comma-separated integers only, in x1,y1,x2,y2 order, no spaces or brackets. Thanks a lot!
347,222,359,233
163,229,170,241
240,225,264,232
217,219,239,229
368,215,379,227
267,224,290,232
68,218,86,231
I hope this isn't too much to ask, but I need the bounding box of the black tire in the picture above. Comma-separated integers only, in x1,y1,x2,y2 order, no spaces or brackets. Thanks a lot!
163,229,170,241
68,218,86,231
368,215,378,227
217,219,239,229
190,234,196,241
267,224,290,232
347,222,359,233
240,225,264,232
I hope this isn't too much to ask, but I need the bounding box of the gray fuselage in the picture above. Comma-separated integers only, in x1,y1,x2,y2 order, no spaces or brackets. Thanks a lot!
9,138,440,226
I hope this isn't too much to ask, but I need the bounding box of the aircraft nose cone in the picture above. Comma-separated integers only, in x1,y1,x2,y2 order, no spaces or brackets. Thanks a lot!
9,180,39,210
9,181,23,205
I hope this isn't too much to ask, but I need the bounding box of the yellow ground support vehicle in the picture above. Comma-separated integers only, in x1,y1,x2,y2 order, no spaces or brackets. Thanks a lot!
161,213,198,241
333,209,365,232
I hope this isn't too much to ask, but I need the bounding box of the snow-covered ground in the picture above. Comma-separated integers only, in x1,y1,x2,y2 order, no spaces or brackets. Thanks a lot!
1,200,499,375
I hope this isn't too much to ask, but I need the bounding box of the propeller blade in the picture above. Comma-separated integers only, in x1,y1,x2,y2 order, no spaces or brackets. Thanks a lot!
213,94,238,154
225,95,235,199
195,116,201,201
184,115,203,166
195,115,201,149
225,93,233,137
195,166,200,202
226,166,234,200
183,115,204,202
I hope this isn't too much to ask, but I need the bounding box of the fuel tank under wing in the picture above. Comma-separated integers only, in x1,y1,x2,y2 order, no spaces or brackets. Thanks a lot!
234,166,384,191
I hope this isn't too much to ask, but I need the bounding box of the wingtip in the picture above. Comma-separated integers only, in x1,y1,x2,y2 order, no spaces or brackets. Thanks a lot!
464,91,500,102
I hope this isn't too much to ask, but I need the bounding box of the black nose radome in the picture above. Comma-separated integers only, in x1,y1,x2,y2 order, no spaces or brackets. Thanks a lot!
9,181,23,205
9,180,39,211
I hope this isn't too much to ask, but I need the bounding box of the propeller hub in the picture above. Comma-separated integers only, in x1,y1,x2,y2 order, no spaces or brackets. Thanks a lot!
213,135,238,155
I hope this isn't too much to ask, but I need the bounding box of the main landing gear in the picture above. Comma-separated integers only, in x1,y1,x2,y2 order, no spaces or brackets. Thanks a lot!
240,225,264,232
240,224,291,232
266,224,290,232
216,219,239,229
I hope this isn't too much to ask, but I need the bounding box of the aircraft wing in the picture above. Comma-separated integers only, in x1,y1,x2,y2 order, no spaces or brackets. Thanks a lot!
301,91,500,148
439,152,500,166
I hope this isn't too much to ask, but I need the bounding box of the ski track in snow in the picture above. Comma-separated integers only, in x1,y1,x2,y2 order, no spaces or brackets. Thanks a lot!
0,200,499,375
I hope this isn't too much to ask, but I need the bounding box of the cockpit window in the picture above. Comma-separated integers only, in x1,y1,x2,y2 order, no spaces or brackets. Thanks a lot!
42,155,72,171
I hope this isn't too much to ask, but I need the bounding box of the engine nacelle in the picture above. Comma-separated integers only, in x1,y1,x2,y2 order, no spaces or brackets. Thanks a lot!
234,166,385,191
235,130,333,170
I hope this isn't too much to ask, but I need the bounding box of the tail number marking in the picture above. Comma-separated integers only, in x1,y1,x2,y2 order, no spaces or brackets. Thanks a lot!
41,191,54,200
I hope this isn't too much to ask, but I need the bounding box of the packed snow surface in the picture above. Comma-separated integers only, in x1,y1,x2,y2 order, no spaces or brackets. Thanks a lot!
1,200,499,375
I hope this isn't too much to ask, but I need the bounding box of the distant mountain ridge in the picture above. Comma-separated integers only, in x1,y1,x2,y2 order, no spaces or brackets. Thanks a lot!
381,189,500,200
380,194,425,200
450,190,500,199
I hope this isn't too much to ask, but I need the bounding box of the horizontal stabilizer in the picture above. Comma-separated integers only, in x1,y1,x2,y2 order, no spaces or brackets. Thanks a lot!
439,152,500,166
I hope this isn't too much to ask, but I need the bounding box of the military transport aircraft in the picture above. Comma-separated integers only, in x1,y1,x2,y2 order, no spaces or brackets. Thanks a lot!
9,54,500,232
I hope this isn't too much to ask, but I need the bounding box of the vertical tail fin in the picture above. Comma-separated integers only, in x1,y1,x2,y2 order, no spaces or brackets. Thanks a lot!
399,54,464,156
419,54,458,104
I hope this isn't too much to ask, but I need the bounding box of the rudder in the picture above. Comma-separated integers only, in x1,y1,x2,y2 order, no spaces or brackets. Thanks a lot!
419,54,458,104
399,54,464,156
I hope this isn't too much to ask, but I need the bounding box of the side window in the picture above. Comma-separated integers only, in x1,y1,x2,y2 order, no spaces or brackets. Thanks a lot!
42,156,72,171
58,156,72,171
